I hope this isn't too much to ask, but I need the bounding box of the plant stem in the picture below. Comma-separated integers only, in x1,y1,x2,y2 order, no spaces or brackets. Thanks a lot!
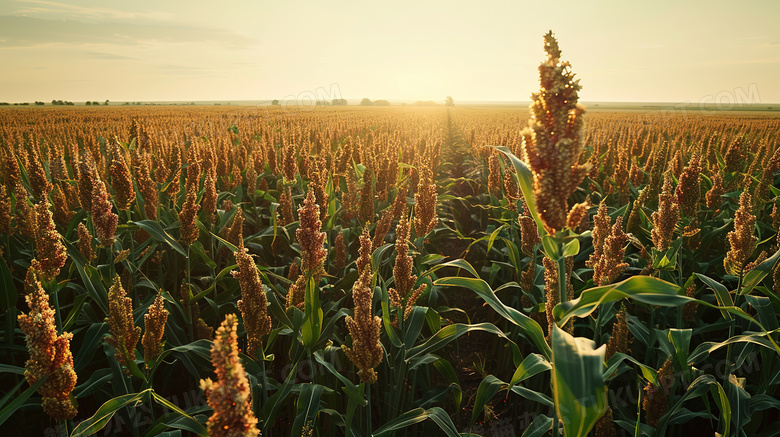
366,383,372,435
557,254,567,305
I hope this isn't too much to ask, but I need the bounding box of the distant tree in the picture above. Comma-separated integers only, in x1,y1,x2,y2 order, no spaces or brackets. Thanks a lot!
315,100,330,106
35,101,45,105
271,99,280,106
360,98,372,106
445,96,454,107
104,100,109,105
332,98,348,106
86,101,92,106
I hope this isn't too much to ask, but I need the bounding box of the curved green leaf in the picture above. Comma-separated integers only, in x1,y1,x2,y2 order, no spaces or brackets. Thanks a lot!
434,276,551,360
551,324,607,437
134,220,187,257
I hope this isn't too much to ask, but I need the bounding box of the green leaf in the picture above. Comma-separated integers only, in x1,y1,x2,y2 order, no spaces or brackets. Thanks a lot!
471,375,506,427
542,235,562,261
0,256,17,310
696,273,734,320
668,329,693,371
0,376,48,426
150,392,207,435
741,247,780,296
434,276,551,360
521,414,554,437
405,322,518,363
372,407,461,437
64,239,108,314
551,324,607,437
656,375,730,437
313,350,366,407
71,390,149,437
493,145,545,236
301,277,323,348
291,384,325,436
561,238,581,258
553,276,685,326
134,220,187,257
509,353,552,391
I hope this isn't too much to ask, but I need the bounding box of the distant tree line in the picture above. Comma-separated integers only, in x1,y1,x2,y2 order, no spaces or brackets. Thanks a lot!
360,98,390,106
86,100,110,106
51,100,75,105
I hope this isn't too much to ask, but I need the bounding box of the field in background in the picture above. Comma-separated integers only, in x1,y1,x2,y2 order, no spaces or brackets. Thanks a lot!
1,104,779,436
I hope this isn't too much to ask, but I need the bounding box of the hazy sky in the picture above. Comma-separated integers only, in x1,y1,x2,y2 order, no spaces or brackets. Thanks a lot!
1,0,778,103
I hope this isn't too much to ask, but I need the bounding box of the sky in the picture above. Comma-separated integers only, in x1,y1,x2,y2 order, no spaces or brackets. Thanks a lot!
0,0,779,104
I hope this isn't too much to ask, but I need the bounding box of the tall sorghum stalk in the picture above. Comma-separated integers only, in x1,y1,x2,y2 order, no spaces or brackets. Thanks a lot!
651,171,679,253
91,177,118,248
389,214,426,321
342,264,383,383
105,276,141,375
233,242,272,358
520,31,591,236
33,199,67,282
413,160,438,237
142,292,168,368
18,267,78,420
199,314,260,437
724,191,757,277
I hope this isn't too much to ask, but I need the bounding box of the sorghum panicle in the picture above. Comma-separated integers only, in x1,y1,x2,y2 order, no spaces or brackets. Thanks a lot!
0,183,11,234
105,276,141,375
178,183,200,246
521,31,591,235
110,143,135,210
643,358,674,427
682,284,697,323
77,222,95,262
356,227,372,275
297,189,327,277
705,171,725,211
222,207,245,248
593,218,629,286
136,156,158,220
202,168,217,224
359,168,375,223
342,267,383,383
142,292,168,367
675,153,702,217
233,243,272,358
389,215,426,319
33,199,67,281
372,208,393,251
78,158,97,212
18,267,78,420
91,177,119,247
333,231,347,271
518,211,541,256
587,202,610,269
413,162,438,237
724,191,757,276
565,199,590,232
26,142,53,198
487,153,502,195
605,304,631,360
278,187,294,226
199,314,260,437
651,172,680,252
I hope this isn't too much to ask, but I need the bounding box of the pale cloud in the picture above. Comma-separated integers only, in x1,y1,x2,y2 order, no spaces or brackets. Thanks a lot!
11,0,172,21
0,15,256,48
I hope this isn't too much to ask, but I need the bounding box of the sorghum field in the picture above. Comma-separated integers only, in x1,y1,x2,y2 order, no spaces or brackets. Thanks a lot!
2,34,780,437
